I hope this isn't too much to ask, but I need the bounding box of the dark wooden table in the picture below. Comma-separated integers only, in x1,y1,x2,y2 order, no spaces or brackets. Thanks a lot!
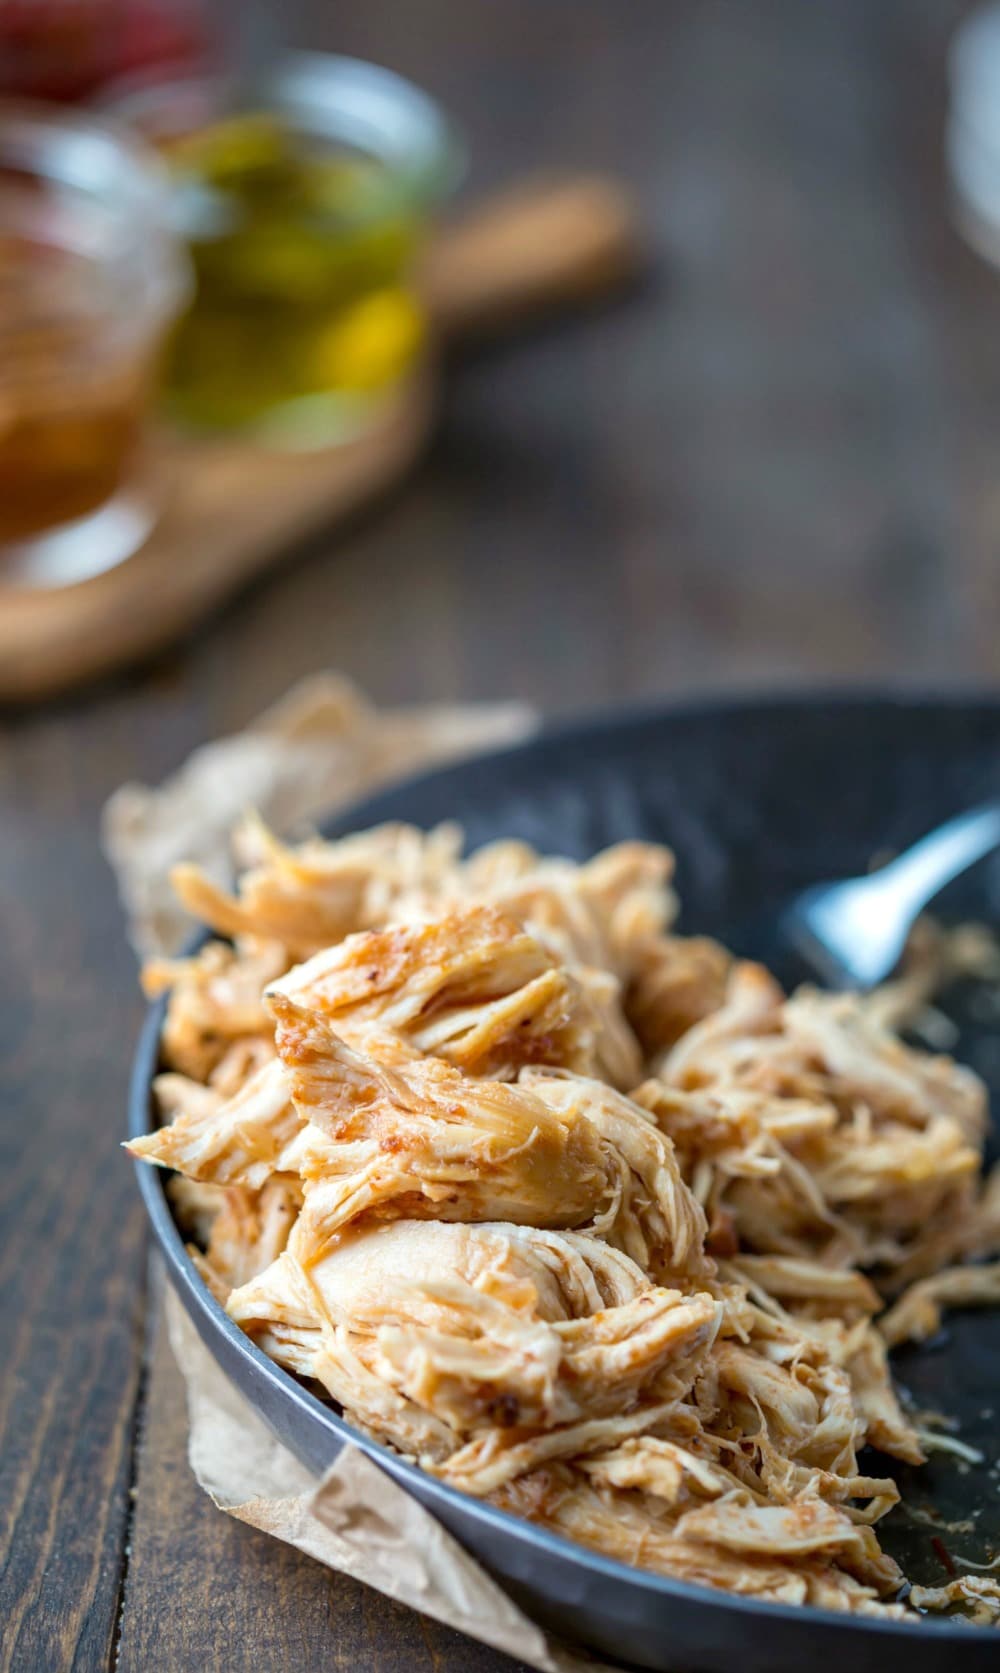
3,1,999,1667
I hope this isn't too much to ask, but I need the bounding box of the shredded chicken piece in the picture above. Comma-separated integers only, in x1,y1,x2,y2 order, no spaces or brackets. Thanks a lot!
492,1467,905,1611
448,836,678,980
171,822,674,973
143,937,287,1081
191,1175,302,1302
228,1220,721,1488
908,1576,1000,1624
864,916,1000,1041
170,822,464,958
880,1261,1000,1347
268,906,610,1082
128,820,1000,1622
518,1066,710,1281
131,1057,300,1188
166,1175,226,1247
648,963,987,1276
727,1253,880,1317
627,934,733,1056
269,997,613,1259
843,1322,925,1464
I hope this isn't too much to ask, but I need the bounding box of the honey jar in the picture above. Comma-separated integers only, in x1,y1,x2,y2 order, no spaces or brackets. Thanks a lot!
0,103,188,582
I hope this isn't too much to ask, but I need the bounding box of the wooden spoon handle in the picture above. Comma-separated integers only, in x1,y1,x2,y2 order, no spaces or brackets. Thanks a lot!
422,174,641,340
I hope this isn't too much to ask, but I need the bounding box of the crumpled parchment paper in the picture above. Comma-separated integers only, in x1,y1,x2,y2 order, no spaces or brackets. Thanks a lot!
106,673,629,1670
165,1292,616,1672
104,671,534,956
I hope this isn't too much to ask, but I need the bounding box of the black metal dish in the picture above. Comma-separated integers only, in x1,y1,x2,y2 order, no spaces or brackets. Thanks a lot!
130,693,1000,1673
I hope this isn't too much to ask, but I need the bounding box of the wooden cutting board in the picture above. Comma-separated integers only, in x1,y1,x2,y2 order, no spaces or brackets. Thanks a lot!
0,176,640,703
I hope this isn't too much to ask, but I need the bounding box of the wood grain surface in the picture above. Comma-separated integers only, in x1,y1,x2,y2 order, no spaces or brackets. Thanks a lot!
2,1,999,1669
115,1273,525,1673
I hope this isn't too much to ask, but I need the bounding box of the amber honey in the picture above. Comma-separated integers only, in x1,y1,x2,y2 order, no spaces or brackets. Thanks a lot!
0,106,186,579
0,234,157,545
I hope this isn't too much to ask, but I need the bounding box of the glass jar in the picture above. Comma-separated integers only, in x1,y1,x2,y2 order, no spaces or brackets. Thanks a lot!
948,4,1000,267
0,102,189,584
111,53,463,445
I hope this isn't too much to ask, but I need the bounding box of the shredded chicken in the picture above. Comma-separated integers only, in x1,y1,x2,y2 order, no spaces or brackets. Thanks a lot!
908,1577,1000,1625
268,907,615,1082
229,1220,721,1489
647,963,986,1277
143,937,286,1081
127,820,1000,1622
880,1261,1000,1347
184,1175,302,1302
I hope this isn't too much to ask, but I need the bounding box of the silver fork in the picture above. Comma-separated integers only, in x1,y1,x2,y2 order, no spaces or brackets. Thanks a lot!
783,801,1000,990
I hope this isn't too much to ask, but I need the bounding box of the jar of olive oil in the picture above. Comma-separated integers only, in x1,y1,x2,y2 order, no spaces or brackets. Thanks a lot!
113,54,461,444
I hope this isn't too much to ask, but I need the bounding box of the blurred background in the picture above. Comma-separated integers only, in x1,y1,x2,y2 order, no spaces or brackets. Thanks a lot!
3,0,999,729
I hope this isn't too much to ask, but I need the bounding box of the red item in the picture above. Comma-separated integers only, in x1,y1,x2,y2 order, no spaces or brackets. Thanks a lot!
0,0,210,102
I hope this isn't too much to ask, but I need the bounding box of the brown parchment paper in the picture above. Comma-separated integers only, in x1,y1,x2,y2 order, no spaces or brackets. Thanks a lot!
103,671,535,956
106,673,628,1669
165,1292,618,1672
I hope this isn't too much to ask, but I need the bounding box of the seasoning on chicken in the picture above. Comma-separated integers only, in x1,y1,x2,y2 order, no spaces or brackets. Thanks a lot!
644,962,986,1277
270,996,612,1260
227,1219,721,1488
268,906,602,1081
127,820,1000,1622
